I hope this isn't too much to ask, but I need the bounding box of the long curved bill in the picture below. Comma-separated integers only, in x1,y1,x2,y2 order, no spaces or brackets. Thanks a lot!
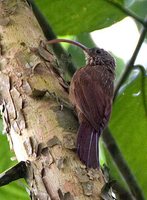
47,38,89,53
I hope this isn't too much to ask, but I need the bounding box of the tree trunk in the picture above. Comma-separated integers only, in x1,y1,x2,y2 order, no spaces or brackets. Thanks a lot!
0,0,105,199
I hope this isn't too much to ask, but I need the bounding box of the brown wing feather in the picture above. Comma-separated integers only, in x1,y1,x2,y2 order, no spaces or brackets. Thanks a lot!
70,66,112,131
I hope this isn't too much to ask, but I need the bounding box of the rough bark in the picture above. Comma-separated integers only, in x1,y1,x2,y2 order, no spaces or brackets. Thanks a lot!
0,0,105,199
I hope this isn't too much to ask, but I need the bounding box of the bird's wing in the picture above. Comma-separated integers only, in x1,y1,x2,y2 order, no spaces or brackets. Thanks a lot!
72,67,112,131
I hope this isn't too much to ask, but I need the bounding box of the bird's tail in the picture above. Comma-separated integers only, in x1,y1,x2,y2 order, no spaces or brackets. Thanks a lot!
77,121,100,169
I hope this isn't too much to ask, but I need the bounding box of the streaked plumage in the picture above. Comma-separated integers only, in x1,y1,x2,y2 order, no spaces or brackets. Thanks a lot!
69,47,115,168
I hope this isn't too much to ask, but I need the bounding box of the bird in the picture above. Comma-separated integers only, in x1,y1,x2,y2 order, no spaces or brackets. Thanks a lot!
47,39,115,169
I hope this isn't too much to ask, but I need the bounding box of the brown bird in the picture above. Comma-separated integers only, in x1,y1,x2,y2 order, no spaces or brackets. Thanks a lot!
47,39,115,168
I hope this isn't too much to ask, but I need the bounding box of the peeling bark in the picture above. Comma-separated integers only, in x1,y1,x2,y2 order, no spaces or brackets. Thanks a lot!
0,0,105,199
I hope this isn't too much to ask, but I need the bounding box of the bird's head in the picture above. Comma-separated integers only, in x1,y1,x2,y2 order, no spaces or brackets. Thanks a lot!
84,47,115,73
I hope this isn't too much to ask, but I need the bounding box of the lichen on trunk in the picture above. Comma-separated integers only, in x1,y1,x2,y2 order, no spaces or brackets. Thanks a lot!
0,0,105,199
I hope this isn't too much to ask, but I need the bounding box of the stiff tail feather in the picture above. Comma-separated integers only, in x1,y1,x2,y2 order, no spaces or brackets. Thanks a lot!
77,121,100,168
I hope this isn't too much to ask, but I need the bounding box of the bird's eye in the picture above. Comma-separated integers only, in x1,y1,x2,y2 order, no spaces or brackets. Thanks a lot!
96,49,101,54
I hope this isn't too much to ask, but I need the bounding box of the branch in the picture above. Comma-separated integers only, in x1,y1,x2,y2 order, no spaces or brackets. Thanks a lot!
0,1,105,199
0,162,27,187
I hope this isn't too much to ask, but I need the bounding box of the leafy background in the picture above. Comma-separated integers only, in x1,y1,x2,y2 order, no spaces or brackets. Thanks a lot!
0,0,147,199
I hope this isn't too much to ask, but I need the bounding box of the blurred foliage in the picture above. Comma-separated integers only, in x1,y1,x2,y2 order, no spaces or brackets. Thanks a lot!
99,70,147,197
0,0,147,199
35,0,126,35
124,0,147,19
34,0,147,36
109,71,147,197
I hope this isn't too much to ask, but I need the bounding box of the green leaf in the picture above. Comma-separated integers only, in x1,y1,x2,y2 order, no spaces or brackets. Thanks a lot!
35,0,126,35
0,181,29,200
109,71,147,198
